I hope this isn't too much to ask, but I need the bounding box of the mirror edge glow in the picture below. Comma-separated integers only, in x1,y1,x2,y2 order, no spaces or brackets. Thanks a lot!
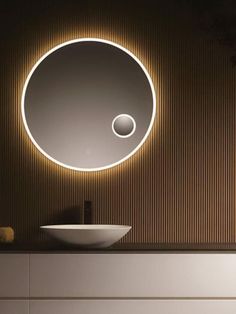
21,38,156,172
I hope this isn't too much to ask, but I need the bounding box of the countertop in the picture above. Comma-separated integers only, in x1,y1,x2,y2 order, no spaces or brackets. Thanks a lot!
1,242,236,253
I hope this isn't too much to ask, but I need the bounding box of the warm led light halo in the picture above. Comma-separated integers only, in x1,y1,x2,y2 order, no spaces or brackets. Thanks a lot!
112,114,136,138
21,38,156,172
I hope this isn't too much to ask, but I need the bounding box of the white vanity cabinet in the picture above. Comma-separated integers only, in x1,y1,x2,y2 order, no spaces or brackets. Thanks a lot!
30,253,236,298
30,300,236,314
0,254,29,314
0,301,29,314
29,300,236,314
0,254,29,297
1,252,236,314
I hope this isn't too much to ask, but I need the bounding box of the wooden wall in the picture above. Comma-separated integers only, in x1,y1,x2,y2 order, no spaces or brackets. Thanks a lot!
0,1,235,245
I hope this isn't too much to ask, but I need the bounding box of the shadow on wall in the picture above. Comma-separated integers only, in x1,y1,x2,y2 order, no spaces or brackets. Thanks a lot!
35,205,81,245
48,205,81,225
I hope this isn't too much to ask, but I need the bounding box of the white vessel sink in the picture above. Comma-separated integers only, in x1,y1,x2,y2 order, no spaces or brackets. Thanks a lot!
40,224,131,248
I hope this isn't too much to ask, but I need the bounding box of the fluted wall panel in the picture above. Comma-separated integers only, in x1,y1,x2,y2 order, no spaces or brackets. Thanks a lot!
0,2,235,246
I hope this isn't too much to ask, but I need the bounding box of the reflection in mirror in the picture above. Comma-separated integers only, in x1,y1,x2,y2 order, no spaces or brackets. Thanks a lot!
21,39,156,171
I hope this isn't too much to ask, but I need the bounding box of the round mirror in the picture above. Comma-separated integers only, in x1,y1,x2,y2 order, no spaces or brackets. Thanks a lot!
21,39,156,171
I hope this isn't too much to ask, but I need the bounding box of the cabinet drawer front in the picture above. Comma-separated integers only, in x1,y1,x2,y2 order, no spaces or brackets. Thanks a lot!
0,254,29,297
30,254,236,297
0,301,29,314
30,300,236,314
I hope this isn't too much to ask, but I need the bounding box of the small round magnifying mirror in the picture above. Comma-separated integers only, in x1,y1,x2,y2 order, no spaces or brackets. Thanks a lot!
112,114,136,138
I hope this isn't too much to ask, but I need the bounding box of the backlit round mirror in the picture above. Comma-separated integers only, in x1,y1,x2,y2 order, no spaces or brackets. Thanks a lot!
21,38,156,171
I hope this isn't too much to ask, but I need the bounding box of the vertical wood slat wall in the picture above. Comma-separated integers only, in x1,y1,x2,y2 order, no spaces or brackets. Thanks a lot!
0,3,235,245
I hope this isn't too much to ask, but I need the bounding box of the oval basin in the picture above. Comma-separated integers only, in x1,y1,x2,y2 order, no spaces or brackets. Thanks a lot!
40,224,131,248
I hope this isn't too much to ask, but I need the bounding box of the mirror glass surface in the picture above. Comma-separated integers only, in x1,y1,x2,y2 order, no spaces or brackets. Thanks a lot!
22,39,156,171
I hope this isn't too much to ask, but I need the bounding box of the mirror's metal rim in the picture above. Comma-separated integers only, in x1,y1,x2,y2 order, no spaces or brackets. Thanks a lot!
21,38,156,172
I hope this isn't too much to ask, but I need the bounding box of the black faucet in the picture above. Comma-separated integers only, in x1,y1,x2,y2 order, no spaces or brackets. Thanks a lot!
84,200,92,224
